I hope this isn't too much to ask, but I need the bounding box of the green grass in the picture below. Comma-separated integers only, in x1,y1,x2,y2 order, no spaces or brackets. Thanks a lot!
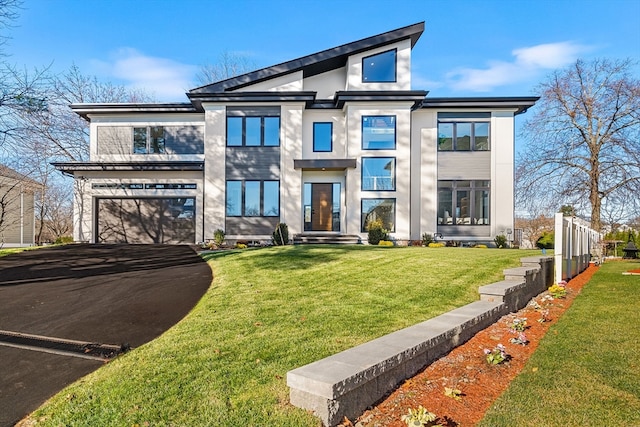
479,260,640,427
0,247,34,257
29,245,539,426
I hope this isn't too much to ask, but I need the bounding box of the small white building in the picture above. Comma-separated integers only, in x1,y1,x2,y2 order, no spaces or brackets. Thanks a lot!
0,165,37,247
54,22,537,245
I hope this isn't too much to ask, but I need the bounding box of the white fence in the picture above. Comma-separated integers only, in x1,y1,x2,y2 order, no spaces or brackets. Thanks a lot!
554,213,601,283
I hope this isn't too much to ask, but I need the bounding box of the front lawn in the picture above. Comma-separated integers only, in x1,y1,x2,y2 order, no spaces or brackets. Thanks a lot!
28,245,539,426
479,260,640,426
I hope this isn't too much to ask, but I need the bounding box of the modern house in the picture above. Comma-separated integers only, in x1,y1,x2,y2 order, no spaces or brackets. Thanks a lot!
54,22,538,245
0,165,37,247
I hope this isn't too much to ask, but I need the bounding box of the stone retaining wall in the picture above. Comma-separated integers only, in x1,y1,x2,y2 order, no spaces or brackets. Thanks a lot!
287,256,554,426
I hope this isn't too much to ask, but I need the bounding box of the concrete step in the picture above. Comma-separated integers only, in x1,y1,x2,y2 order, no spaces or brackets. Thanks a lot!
293,234,361,245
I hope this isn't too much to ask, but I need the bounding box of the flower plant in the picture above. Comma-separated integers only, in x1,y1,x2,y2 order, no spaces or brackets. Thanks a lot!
510,332,529,345
510,317,527,332
401,405,439,426
548,283,567,298
484,344,509,365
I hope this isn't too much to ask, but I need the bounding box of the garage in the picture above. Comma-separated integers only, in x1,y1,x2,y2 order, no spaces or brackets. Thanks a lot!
96,198,195,244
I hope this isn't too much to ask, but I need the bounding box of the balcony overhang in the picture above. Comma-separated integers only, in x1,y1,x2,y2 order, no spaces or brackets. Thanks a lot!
293,159,357,171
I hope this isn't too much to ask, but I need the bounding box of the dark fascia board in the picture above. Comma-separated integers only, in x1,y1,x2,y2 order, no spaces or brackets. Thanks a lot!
70,103,198,120
189,91,317,111
189,22,425,94
422,97,540,115
52,161,204,175
334,90,428,109
293,159,357,171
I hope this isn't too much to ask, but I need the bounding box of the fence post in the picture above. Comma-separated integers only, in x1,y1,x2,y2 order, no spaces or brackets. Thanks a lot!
554,213,564,284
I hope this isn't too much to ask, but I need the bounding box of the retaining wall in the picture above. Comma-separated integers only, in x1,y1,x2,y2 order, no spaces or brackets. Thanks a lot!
287,256,554,426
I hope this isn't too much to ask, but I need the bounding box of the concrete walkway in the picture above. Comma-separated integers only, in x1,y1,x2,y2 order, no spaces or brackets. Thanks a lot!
0,244,212,427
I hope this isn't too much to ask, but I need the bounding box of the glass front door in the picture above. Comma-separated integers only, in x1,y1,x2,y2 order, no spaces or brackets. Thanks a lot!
304,183,340,232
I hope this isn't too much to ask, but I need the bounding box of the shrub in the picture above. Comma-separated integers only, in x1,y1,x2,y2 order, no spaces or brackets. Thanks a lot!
367,219,389,245
536,231,554,249
494,234,509,249
54,236,74,245
213,229,225,247
378,240,394,247
428,242,445,248
272,223,289,245
421,232,434,246
235,243,247,249
474,244,488,249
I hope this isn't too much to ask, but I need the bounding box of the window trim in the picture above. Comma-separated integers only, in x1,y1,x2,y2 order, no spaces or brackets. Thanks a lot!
313,122,333,152
361,198,396,232
361,157,396,191
132,126,166,154
225,180,281,217
225,115,281,147
437,121,491,152
437,180,490,226
362,48,397,83
362,115,396,150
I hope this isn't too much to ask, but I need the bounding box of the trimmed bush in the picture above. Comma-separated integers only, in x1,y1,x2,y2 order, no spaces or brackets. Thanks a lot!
428,242,446,248
421,232,434,246
494,234,509,249
213,229,225,247
378,240,394,247
54,236,74,245
536,231,554,249
367,219,389,245
272,223,289,246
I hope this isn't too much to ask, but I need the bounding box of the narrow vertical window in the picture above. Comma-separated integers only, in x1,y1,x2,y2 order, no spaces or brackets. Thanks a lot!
226,117,243,147
263,117,280,146
150,126,165,153
313,122,333,152
245,117,261,146
226,181,242,216
263,181,280,216
133,127,147,154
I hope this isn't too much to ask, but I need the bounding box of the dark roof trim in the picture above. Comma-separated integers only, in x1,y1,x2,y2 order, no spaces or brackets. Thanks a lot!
422,97,540,115
189,91,317,111
293,159,357,171
70,103,198,120
52,161,204,174
189,22,425,94
334,90,428,109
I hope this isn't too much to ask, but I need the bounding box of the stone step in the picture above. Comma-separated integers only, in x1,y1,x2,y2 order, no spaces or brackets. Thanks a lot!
293,234,361,245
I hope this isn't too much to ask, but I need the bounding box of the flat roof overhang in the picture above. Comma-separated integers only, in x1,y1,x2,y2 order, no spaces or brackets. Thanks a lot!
69,103,198,120
293,159,357,171
52,161,204,175
421,97,540,115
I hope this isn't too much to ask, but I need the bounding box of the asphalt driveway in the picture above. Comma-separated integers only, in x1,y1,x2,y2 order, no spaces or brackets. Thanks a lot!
0,244,212,426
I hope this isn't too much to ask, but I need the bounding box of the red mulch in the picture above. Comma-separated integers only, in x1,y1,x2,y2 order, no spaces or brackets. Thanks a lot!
344,264,599,427
628,268,640,274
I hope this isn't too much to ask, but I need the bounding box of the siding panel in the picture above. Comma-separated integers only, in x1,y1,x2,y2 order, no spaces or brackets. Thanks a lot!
225,217,279,236
165,126,204,154
97,127,132,155
225,147,281,180
437,152,491,180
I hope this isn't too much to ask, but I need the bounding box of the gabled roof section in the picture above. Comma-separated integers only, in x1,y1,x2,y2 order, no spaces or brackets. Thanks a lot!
188,22,425,95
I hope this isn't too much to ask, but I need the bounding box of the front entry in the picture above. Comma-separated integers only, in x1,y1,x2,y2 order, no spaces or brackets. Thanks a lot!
304,183,340,232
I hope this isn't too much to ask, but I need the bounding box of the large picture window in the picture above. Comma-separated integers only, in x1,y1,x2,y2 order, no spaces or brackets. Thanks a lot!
362,116,396,150
226,116,280,147
437,119,490,152
362,49,397,83
226,180,280,217
361,198,396,232
438,180,490,225
361,157,396,191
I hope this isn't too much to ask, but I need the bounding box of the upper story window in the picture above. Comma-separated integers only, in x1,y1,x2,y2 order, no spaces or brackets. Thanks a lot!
362,116,396,150
313,122,333,152
437,113,490,151
362,49,397,83
362,157,396,191
227,116,280,147
133,126,165,154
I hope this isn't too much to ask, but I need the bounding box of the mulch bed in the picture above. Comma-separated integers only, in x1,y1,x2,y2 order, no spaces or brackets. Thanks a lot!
344,264,599,427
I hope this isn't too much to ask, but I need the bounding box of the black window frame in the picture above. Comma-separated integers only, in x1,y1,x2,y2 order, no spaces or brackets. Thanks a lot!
437,180,490,226
437,121,491,152
132,126,166,154
313,122,333,152
361,157,396,191
362,115,396,150
361,198,396,233
362,48,397,83
225,180,280,217
225,115,281,147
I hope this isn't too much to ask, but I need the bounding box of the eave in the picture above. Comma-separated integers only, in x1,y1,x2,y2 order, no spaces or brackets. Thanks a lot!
421,97,540,115
70,103,198,120
293,159,357,171
52,161,204,175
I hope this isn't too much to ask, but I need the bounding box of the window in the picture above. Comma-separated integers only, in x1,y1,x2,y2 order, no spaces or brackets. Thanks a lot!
362,157,395,191
362,116,396,150
437,114,490,151
438,180,490,225
313,122,333,152
145,183,197,190
226,116,280,147
362,49,397,83
133,126,166,154
225,180,280,217
362,199,395,232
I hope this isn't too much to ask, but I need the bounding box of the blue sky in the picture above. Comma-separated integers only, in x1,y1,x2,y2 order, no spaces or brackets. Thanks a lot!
6,0,640,102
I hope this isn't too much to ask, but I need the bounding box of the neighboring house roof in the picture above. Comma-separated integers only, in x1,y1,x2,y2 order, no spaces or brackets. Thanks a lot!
0,165,40,189
188,22,425,94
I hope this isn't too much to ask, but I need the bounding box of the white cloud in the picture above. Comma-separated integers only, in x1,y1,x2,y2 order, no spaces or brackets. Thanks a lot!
91,48,198,101
446,41,593,92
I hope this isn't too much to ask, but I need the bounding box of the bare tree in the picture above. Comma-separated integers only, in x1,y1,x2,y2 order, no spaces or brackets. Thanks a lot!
517,58,640,231
195,50,256,86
